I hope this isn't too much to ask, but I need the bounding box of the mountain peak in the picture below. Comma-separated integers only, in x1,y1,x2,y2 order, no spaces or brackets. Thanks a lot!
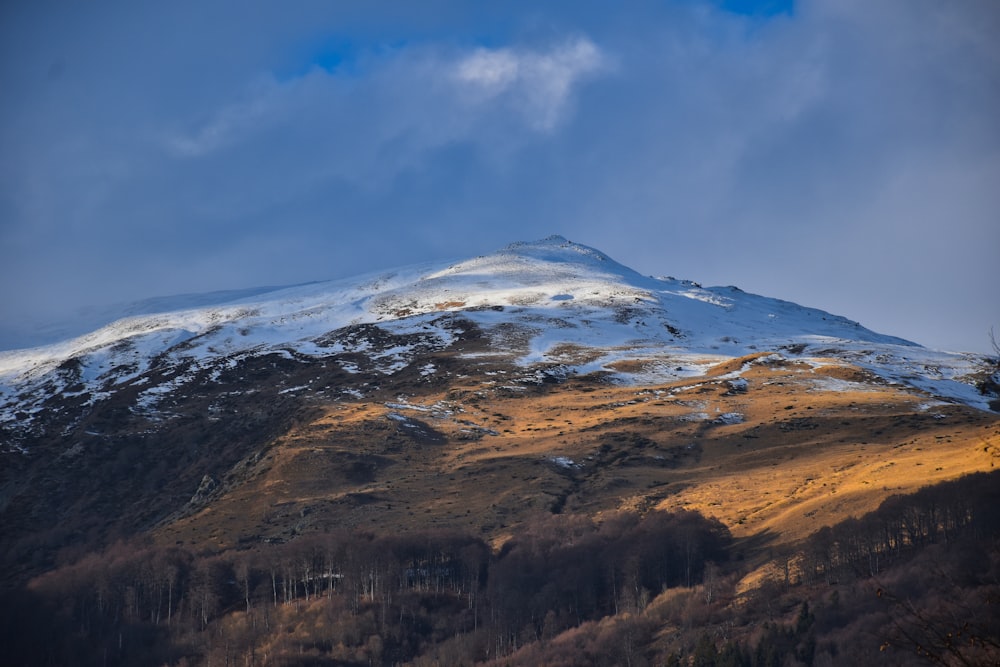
508,233,570,246
422,235,629,287
498,235,612,264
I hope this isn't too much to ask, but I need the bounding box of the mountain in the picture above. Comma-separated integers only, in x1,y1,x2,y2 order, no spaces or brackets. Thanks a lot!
1,235,993,437
2,236,999,666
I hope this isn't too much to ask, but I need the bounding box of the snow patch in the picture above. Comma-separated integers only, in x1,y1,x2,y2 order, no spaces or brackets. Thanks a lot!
713,412,745,425
550,456,581,469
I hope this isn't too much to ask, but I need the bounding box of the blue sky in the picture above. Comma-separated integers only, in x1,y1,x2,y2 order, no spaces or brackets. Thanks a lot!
1,0,998,353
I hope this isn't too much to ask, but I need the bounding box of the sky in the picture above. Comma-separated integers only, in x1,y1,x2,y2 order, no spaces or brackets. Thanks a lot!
1,0,998,354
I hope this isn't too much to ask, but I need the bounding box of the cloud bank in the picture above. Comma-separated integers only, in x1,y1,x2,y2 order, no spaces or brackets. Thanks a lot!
1,0,997,353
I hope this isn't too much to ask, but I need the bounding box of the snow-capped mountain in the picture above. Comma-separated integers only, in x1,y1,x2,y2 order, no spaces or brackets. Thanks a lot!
0,235,996,444
4,234,999,667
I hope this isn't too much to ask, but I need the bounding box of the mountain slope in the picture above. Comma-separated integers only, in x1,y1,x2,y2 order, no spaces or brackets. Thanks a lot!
0,236,997,585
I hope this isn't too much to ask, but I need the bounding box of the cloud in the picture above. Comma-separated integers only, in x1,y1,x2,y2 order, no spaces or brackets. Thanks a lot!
0,1,997,353
454,49,520,93
165,36,608,168
166,80,288,158
453,37,607,130
155,35,610,212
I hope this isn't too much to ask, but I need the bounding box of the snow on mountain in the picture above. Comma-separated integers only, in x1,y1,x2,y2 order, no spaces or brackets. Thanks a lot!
0,285,323,353
0,236,995,434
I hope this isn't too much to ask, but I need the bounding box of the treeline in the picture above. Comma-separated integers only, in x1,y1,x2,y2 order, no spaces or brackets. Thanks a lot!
801,470,1000,581
3,509,729,666
673,469,1000,667
6,471,999,666
498,471,1000,667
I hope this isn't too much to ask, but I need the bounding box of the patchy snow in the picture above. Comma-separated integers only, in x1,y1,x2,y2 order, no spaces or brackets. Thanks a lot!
338,361,361,374
806,376,878,394
385,400,432,413
713,412,745,425
726,378,749,392
0,235,995,432
550,456,581,469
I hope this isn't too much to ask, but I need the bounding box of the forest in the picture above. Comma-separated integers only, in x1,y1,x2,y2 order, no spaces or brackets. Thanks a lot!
2,471,999,666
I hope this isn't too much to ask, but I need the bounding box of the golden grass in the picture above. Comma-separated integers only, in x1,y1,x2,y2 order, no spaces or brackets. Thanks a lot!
155,355,1000,555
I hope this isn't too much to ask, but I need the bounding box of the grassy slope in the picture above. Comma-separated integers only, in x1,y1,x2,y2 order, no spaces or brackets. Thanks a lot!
154,350,1000,562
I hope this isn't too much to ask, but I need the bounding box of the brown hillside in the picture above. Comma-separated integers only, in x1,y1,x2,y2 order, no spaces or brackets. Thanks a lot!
154,350,1000,554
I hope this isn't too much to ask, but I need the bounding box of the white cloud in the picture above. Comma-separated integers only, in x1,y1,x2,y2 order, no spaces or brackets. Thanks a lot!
160,36,609,187
453,37,607,130
454,49,520,94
